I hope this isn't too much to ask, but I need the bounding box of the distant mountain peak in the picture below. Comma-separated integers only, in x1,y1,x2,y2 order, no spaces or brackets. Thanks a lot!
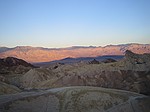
15,46,36,49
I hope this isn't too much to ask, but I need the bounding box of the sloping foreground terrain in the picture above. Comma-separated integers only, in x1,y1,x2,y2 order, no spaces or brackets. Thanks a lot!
0,86,150,112
0,82,21,95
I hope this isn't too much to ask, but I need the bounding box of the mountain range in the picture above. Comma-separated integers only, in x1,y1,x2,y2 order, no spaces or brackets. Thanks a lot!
0,43,150,63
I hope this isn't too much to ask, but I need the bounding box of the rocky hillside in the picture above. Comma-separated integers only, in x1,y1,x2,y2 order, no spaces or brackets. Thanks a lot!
0,57,34,67
0,57,35,74
0,43,150,63
0,50,150,96
0,50,150,112
18,50,150,95
0,86,149,112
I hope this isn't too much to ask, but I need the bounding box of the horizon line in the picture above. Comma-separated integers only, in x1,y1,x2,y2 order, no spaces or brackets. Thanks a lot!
1,43,150,49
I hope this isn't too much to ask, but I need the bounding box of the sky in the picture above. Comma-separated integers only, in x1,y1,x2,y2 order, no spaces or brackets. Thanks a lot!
0,0,150,48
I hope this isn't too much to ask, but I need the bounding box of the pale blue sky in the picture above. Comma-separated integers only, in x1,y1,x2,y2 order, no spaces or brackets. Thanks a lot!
0,0,150,48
